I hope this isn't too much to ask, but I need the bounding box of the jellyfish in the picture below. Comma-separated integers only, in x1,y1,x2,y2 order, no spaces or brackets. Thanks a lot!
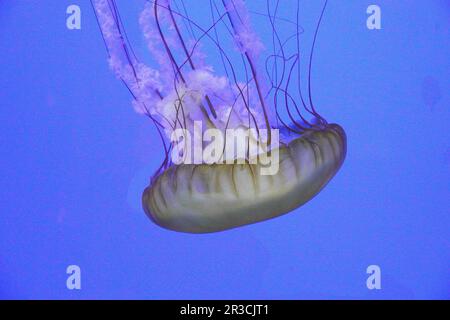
92,0,346,233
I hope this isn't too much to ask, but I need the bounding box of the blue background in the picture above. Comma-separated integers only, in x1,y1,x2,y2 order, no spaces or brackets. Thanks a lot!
0,0,449,299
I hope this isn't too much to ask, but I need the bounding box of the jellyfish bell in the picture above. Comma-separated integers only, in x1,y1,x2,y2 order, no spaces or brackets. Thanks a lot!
93,0,346,233
143,124,346,233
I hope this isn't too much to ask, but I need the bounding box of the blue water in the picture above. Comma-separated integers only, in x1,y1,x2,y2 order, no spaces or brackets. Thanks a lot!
0,1,448,299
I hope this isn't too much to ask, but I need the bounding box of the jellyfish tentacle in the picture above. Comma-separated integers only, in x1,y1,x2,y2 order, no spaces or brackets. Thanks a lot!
167,2,218,119
284,56,311,130
307,0,329,124
180,2,261,135
154,0,186,84
93,0,164,109
264,0,315,133
208,0,262,140
154,1,216,131
167,4,264,134
93,0,172,179
295,0,315,119
222,0,273,145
